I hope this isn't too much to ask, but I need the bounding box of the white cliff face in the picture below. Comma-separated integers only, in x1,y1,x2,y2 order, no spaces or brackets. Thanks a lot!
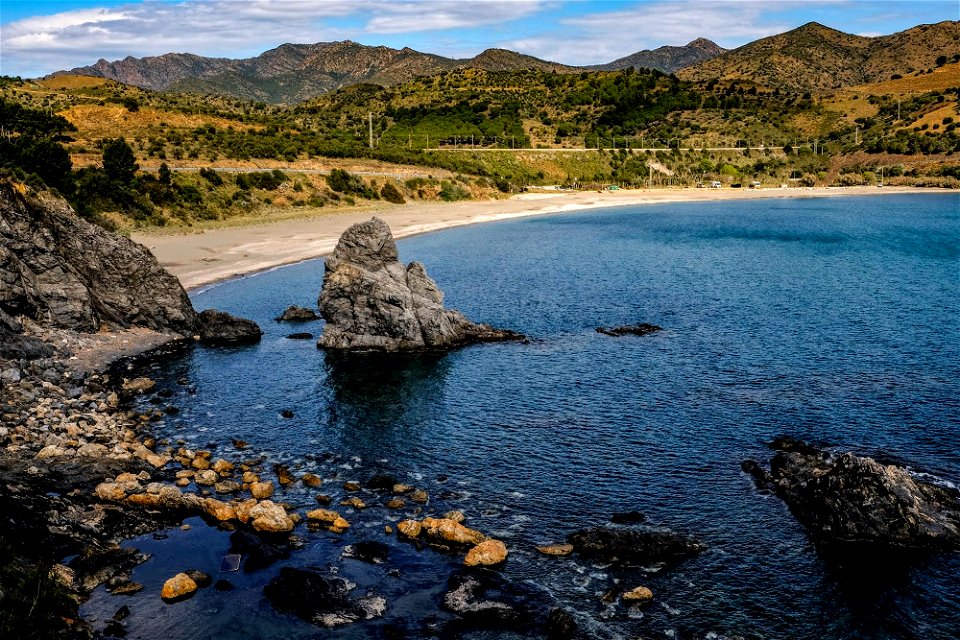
318,217,521,351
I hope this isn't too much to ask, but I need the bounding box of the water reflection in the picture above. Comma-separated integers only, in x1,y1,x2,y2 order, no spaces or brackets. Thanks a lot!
320,351,452,456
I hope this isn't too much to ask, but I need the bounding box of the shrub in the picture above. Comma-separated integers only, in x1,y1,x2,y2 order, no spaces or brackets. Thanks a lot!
438,181,470,201
380,181,406,204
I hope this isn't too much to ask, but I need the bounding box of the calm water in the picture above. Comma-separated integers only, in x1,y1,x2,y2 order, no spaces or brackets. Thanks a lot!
84,194,960,639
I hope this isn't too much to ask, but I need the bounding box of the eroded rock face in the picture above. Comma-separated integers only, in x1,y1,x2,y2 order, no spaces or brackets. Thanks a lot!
318,217,522,351
745,439,960,549
0,181,196,335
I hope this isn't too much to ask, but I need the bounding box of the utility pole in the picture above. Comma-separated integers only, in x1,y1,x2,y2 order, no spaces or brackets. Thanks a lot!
368,113,373,149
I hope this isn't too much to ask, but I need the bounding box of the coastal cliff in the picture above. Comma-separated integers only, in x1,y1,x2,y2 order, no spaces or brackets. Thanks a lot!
318,217,522,351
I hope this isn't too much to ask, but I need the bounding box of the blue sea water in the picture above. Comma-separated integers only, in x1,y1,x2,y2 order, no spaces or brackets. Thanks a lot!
83,194,960,639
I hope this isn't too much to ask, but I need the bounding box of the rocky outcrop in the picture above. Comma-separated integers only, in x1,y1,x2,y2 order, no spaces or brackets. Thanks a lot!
744,439,960,550
263,567,385,627
275,305,319,322
595,323,662,337
318,218,522,351
566,526,706,564
0,181,196,335
196,309,262,345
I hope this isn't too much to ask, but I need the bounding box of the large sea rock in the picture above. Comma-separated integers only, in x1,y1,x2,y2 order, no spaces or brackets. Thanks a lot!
318,217,522,351
0,180,196,335
744,438,960,550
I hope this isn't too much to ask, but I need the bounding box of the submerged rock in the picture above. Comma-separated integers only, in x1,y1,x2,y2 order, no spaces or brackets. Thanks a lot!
595,323,662,337
317,217,523,351
264,567,384,626
566,526,705,564
745,439,960,549
196,309,262,346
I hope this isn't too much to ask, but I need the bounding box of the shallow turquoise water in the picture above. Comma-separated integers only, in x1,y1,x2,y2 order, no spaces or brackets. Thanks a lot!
85,194,959,639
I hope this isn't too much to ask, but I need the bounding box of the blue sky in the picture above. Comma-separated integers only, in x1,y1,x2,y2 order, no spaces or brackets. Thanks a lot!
1,0,956,78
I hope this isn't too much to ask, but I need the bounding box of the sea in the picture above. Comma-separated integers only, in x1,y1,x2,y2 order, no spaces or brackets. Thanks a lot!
82,193,960,639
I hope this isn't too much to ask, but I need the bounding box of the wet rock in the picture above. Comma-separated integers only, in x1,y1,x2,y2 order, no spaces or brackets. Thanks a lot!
184,570,212,588
536,543,574,557
195,470,218,486
464,540,508,567
301,473,322,488
121,377,156,394
161,573,197,602
365,473,399,490
110,582,144,596
95,482,127,502
317,217,523,351
442,571,531,629
274,464,296,486
392,483,414,494
214,579,235,591
566,527,705,564
343,541,389,564
443,510,466,523
250,480,274,499
264,567,385,626
196,309,262,346
343,480,361,491
211,459,234,475
113,605,130,621
286,332,314,340
249,500,294,533
422,517,486,546
595,323,662,337
753,439,960,549
385,498,406,509
610,510,646,524
275,306,320,322
340,497,367,509
202,498,236,522
622,585,654,602
409,489,429,503
280,409,294,419
547,607,578,639
305,508,341,524
229,530,290,572
396,520,422,539
71,548,150,593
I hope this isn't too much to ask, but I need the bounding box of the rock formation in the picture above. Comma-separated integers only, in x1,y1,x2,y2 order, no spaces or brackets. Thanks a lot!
566,526,706,564
196,309,262,345
318,217,522,351
744,438,960,549
0,180,196,335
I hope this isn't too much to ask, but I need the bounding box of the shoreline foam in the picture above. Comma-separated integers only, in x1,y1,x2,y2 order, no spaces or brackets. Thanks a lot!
133,186,953,292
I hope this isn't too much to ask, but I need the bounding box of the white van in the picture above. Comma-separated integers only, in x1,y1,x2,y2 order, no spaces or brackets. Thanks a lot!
710,181,722,188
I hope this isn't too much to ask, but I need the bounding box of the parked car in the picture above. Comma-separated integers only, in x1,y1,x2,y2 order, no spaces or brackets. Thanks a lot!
710,181,722,188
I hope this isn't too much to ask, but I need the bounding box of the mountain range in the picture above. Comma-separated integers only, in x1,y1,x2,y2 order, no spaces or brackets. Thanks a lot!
53,39,722,103
51,20,960,103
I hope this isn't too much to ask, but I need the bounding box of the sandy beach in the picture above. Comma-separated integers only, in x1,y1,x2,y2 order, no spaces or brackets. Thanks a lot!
133,185,949,291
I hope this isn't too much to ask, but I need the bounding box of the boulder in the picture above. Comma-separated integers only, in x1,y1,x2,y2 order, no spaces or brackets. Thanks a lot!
249,500,294,533
745,440,960,549
250,480,275,499
275,305,319,322
196,309,262,345
0,180,196,334
421,517,487,546
263,567,385,626
161,573,197,601
536,543,573,557
566,527,705,564
464,540,508,566
318,217,523,351
442,571,531,629
621,585,654,602
342,541,389,564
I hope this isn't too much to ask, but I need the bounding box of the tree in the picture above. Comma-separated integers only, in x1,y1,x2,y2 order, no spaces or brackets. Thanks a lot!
158,162,172,185
103,138,138,185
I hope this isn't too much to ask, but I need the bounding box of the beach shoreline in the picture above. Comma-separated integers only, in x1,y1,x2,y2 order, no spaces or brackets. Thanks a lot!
132,185,953,292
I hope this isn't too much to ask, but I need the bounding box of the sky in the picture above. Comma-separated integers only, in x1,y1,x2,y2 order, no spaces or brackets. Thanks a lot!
1,0,957,78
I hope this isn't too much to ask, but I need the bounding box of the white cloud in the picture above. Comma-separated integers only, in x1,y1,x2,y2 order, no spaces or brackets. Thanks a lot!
497,0,804,65
364,1,544,34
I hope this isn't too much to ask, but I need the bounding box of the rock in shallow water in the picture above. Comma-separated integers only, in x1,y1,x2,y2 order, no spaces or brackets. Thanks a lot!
196,309,262,346
566,526,705,564
264,567,385,626
745,439,960,549
317,217,523,351
275,305,320,322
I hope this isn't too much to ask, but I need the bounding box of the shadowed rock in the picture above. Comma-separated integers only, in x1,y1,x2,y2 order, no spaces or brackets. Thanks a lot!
318,217,522,351
275,305,319,322
197,309,262,345
264,567,385,626
0,180,196,335
595,323,662,337
566,526,705,564
744,439,960,550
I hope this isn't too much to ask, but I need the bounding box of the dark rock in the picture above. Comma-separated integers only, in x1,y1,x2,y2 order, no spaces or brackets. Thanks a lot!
769,436,826,456
184,569,212,588
214,579,235,591
275,305,319,322
70,547,151,593
286,332,313,340
365,473,399,491
112,605,131,621
280,409,294,419
102,619,126,637
595,323,662,337
0,332,55,359
442,570,532,629
263,566,385,626
229,530,290,572
546,607,579,639
566,527,705,564
196,309,262,346
343,541,389,564
0,180,196,334
610,510,646,524
755,440,960,549
740,459,775,492
318,217,523,351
